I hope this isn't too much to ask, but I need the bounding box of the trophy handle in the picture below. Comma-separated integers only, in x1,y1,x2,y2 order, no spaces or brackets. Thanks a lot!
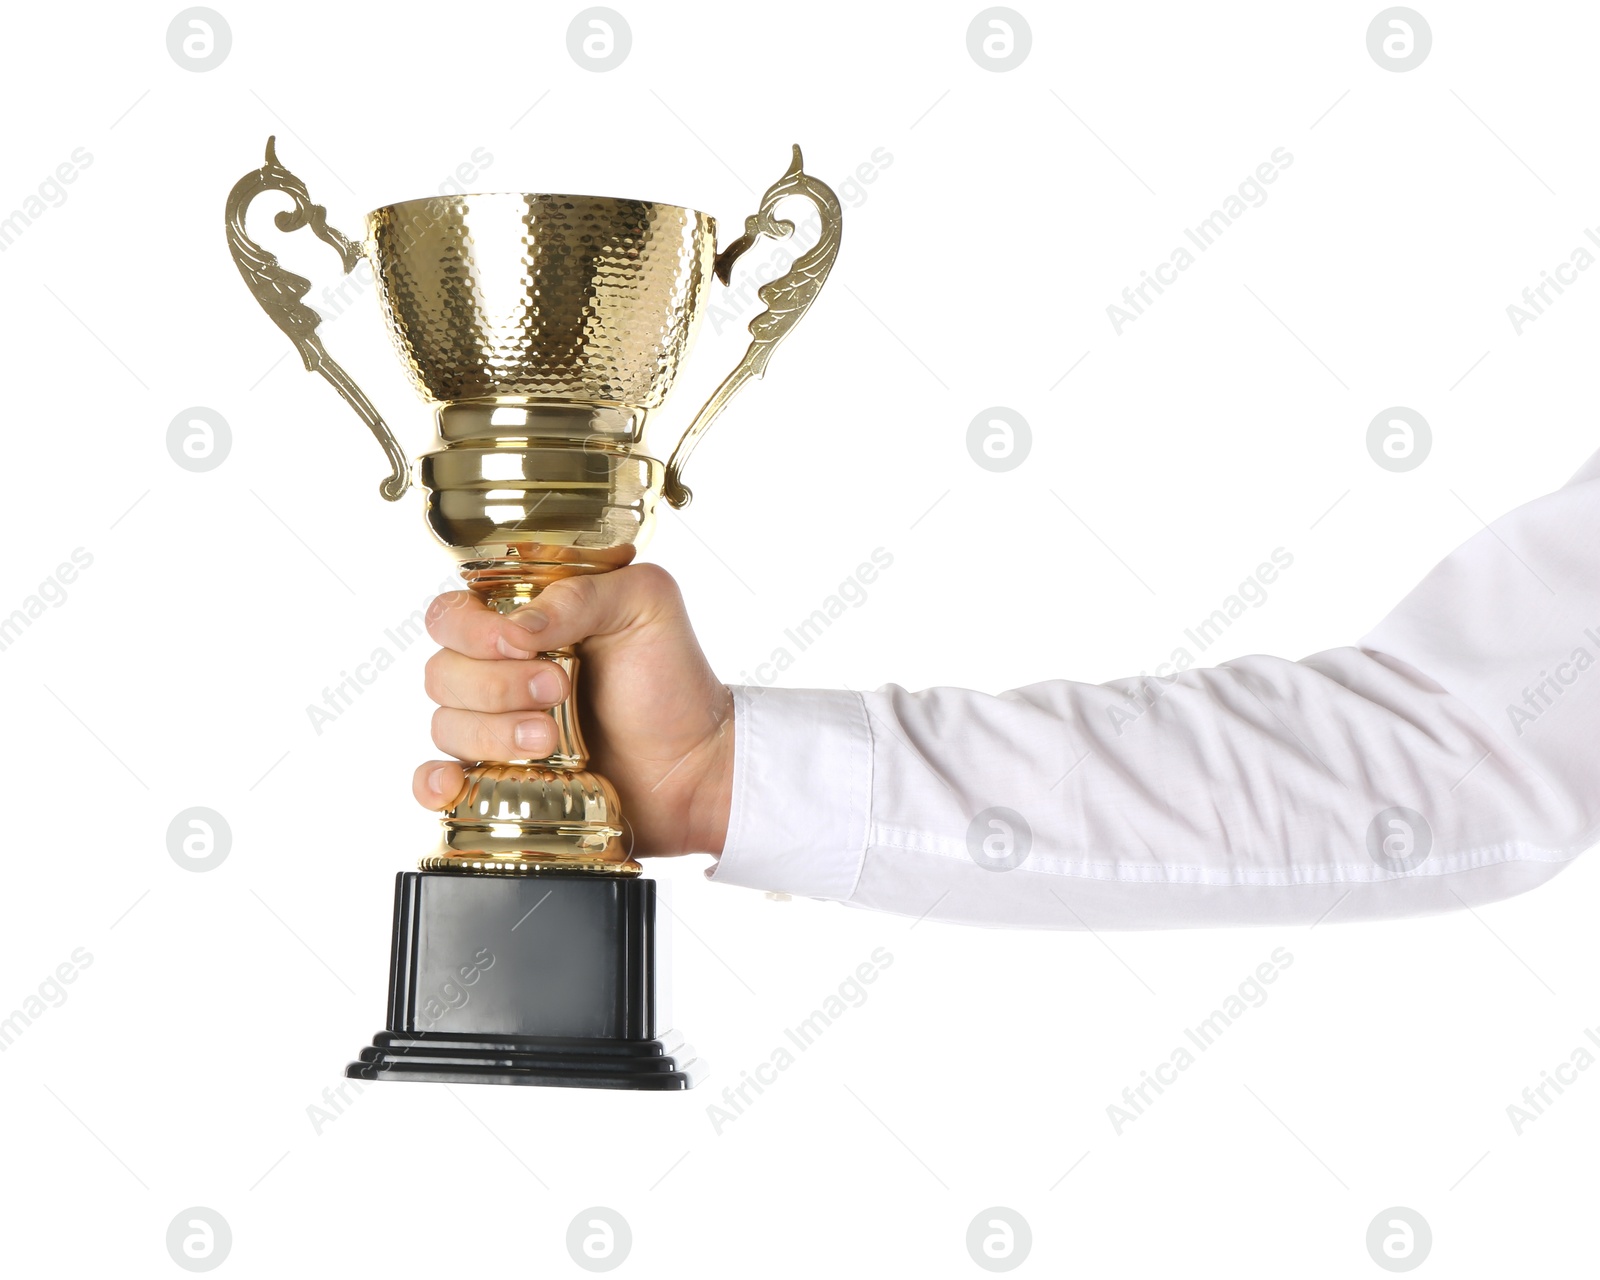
662,144,843,509
224,137,411,501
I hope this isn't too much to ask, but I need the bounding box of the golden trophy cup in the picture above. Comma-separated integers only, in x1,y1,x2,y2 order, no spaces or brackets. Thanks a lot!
225,138,841,1088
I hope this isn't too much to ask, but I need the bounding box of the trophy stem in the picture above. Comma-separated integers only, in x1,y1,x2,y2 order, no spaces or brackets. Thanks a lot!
423,573,640,877
476,581,589,773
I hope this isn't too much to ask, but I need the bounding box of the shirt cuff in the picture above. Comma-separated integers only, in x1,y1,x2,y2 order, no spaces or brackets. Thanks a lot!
706,684,872,900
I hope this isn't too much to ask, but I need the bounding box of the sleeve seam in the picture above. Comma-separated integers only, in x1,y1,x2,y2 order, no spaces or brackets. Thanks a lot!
864,820,1597,887
840,688,873,902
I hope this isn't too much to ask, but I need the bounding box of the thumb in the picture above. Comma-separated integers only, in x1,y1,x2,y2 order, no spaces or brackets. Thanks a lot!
508,563,681,650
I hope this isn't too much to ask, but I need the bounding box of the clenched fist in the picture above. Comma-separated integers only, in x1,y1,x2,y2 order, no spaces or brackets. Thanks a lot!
411,564,734,858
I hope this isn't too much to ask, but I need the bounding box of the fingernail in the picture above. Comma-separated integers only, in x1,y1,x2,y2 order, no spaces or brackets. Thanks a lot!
514,718,555,753
428,765,450,793
511,608,549,635
498,609,548,659
529,669,564,705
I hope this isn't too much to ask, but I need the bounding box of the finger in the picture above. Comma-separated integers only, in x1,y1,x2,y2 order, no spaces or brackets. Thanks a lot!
413,759,466,810
431,706,559,762
425,590,551,661
424,649,570,712
508,563,681,652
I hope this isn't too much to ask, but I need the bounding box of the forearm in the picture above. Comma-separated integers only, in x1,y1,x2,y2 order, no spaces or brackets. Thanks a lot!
710,660,1591,929
709,452,1600,929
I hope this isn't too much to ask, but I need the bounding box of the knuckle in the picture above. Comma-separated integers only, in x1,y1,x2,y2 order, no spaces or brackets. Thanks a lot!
422,651,448,703
561,573,601,611
425,590,475,640
479,664,514,710
631,561,674,592
536,573,595,622
626,562,679,609
423,593,454,635
429,706,452,751
429,707,483,761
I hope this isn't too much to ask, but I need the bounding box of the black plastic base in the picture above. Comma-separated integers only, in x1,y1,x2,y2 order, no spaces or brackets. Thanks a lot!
347,871,703,1090
350,1029,703,1089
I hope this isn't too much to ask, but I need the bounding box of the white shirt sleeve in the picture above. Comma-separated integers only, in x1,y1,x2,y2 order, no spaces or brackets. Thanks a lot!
707,448,1600,929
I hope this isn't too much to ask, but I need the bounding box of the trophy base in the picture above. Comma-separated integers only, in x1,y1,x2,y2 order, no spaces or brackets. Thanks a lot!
348,1029,702,1089
347,870,704,1091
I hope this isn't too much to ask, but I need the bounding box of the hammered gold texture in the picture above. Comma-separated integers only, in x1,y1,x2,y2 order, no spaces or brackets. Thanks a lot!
367,195,718,407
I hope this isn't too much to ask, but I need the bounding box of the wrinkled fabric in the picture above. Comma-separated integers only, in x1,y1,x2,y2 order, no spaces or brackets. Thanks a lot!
710,449,1600,930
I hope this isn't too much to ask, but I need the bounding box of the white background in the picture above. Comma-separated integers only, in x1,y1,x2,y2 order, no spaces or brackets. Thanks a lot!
1,0,1597,1274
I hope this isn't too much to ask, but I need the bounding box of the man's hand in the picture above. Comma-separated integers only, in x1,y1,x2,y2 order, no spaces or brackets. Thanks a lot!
411,564,734,858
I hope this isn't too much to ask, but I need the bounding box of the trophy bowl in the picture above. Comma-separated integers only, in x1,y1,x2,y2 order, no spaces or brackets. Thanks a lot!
376,189,718,599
